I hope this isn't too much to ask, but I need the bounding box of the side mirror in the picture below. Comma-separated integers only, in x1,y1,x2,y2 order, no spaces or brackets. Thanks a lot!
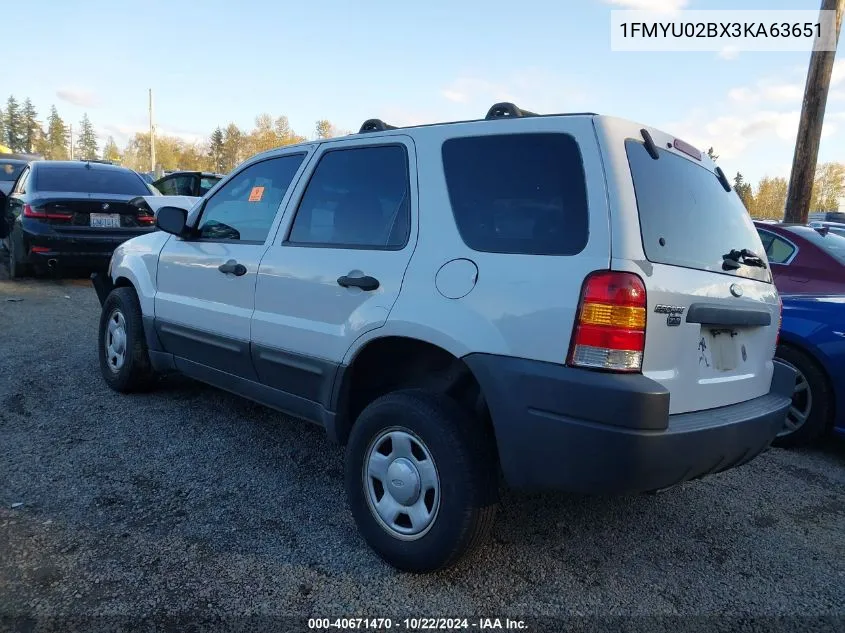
156,206,189,237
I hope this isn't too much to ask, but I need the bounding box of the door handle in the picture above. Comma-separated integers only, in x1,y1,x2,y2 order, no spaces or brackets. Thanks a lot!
218,259,247,276
337,274,380,291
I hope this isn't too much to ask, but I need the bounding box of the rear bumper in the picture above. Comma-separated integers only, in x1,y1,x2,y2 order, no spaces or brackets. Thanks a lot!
464,354,795,494
20,224,152,270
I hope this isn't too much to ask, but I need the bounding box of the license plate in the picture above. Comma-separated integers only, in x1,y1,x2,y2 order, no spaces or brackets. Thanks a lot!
699,329,739,372
90,213,121,228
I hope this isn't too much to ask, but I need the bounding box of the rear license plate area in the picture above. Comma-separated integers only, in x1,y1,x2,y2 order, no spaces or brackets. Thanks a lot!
90,213,121,228
698,329,741,372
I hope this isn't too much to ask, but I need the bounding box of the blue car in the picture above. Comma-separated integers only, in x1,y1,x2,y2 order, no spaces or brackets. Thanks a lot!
775,294,845,447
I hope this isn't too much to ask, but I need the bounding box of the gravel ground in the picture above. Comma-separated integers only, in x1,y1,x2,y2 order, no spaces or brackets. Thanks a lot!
1,253,844,629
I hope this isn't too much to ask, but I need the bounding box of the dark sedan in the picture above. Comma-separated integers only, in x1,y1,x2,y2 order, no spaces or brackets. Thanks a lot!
0,161,156,278
754,221,845,295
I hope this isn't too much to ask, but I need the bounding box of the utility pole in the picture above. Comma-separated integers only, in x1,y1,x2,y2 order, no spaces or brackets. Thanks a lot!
784,0,844,223
149,88,156,174
69,124,74,160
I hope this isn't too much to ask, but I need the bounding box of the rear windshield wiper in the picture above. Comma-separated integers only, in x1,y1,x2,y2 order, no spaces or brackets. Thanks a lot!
722,248,767,270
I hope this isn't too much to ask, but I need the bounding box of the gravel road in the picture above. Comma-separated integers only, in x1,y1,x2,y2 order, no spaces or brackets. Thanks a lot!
1,256,844,628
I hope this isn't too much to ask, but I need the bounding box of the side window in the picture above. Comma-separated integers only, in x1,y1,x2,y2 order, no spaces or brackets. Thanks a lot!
15,167,31,194
196,154,304,242
199,176,219,195
171,175,196,196
156,177,176,195
442,133,588,255
765,235,796,264
287,145,410,249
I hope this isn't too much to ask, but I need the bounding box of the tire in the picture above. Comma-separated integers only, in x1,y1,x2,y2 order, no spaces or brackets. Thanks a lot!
345,389,499,573
773,344,832,448
8,233,32,279
98,287,156,393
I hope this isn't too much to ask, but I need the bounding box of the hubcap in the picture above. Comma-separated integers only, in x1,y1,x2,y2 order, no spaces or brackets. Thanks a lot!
104,309,128,373
363,428,440,540
780,364,812,437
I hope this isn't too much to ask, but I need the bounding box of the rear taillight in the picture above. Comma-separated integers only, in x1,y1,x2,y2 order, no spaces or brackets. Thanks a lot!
567,271,647,373
776,295,783,348
137,214,155,225
23,204,72,221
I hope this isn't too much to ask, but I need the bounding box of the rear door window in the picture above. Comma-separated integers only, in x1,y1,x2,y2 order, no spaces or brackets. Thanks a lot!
626,139,770,282
756,229,796,264
441,133,588,256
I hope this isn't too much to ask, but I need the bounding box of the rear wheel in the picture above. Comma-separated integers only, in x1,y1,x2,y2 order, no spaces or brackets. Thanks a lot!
98,287,156,393
345,389,498,573
773,344,832,448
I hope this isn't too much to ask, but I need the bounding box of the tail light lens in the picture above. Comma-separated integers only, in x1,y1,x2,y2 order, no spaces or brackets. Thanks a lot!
23,204,72,221
137,214,155,225
567,271,647,373
776,295,783,348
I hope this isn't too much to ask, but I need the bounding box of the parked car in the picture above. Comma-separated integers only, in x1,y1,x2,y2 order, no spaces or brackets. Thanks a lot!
754,221,845,295
92,103,793,572
0,160,157,278
776,293,845,447
0,158,29,196
152,171,223,197
807,220,845,238
808,211,845,224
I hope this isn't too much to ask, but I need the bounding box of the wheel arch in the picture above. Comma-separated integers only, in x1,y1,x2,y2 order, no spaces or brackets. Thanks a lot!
330,335,497,452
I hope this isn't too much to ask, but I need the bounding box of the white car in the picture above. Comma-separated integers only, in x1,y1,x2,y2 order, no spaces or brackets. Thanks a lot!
92,102,794,572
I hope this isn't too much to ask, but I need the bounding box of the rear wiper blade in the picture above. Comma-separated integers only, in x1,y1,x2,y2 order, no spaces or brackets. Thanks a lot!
722,248,767,270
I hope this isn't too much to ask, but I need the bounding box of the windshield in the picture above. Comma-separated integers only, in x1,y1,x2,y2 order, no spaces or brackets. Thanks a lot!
34,166,150,195
786,225,845,265
626,139,770,283
0,162,25,181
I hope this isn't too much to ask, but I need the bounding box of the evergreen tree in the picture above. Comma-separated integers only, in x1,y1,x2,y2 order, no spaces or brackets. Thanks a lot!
209,127,224,172
733,172,753,210
5,96,24,152
0,105,5,148
22,99,39,154
221,123,242,172
76,113,99,160
46,105,69,160
102,136,121,162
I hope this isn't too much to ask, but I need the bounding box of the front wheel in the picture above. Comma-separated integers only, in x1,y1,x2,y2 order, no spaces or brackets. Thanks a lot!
345,389,498,573
98,287,156,393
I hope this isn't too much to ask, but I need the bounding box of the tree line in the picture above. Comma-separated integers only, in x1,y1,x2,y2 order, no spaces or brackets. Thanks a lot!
3,95,842,213
0,94,345,173
732,163,844,219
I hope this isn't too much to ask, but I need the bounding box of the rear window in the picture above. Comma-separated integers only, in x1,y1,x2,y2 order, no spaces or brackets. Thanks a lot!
442,133,589,255
626,139,770,283
34,166,149,195
0,162,25,181
786,226,845,265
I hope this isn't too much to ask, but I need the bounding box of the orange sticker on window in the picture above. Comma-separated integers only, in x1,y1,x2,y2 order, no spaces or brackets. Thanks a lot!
248,186,265,202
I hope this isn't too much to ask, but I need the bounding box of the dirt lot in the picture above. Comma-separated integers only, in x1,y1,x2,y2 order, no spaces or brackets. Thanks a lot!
1,254,844,628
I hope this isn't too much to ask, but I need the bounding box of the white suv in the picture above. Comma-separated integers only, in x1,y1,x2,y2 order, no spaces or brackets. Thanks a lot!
92,103,794,572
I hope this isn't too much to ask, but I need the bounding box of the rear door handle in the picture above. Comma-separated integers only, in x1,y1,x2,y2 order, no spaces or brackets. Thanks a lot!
218,259,247,276
337,274,380,291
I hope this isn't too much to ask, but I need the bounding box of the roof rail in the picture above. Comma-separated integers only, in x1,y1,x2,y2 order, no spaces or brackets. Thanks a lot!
359,119,398,133
485,102,538,120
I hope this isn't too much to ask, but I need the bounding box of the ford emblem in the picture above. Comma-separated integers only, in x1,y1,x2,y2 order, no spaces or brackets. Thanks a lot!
729,283,743,297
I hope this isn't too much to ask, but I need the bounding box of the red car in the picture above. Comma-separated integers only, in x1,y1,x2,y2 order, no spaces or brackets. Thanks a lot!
754,221,845,295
